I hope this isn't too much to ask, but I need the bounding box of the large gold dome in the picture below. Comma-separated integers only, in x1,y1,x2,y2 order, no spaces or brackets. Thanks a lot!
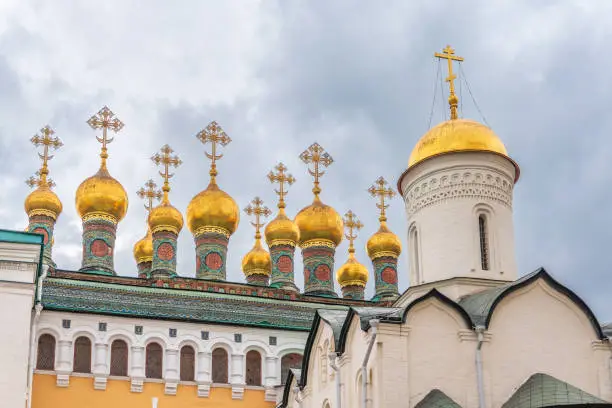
186,181,239,235
265,209,300,246
25,186,63,220
149,201,184,234
295,196,343,247
75,166,128,222
408,119,509,168
242,239,272,277
366,222,402,259
336,254,368,288
133,228,153,264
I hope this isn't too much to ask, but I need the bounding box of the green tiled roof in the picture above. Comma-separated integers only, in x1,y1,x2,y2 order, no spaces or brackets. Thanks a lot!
415,389,462,408
0,229,43,245
502,373,609,408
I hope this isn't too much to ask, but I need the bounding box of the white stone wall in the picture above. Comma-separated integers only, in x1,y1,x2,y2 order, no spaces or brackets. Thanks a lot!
36,310,307,401
399,152,518,286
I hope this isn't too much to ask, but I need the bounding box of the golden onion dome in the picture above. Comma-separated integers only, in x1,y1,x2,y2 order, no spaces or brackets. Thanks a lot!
295,196,343,247
241,238,272,277
336,253,369,288
408,119,510,168
264,209,300,246
366,221,402,259
24,185,63,220
133,228,153,264
75,166,128,222
186,181,239,235
149,200,184,234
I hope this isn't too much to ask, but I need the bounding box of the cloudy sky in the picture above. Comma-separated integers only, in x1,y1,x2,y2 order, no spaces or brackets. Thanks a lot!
1,1,611,321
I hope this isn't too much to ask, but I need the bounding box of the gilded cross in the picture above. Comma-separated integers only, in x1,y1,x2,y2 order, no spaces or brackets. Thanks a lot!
195,121,231,182
368,176,396,223
267,162,296,209
29,125,62,187
87,106,124,166
434,45,464,120
299,143,333,197
151,144,182,200
136,179,162,212
343,210,363,253
244,197,271,239
26,171,55,189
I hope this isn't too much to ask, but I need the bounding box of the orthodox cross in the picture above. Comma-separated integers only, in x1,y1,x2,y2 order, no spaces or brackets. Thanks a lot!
151,144,182,200
343,210,363,253
87,106,124,167
299,142,333,197
368,176,396,223
136,179,162,213
244,197,271,239
195,121,231,183
27,125,62,188
267,162,295,210
434,45,464,120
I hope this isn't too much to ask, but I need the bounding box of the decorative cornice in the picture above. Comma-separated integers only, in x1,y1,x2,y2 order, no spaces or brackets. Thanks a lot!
151,225,180,235
82,212,118,224
369,250,399,260
268,239,297,248
194,226,230,238
28,209,58,220
301,239,335,249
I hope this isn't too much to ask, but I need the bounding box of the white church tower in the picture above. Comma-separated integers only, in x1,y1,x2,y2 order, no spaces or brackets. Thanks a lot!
397,46,520,295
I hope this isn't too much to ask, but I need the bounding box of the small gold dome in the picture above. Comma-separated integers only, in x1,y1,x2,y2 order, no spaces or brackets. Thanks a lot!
408,119,509,168
133,228,153,264
75,166,128,222
295,197,343,246
366,222,402,259
265,209,300,246
24,185,63,220
186,181,239,235
336,254,369,288
149,200,184,234
241,239,272,277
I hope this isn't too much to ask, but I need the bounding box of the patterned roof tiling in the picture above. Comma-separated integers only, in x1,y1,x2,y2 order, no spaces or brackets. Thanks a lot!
414,389,462,408
502,373,609,408
41,278,349,331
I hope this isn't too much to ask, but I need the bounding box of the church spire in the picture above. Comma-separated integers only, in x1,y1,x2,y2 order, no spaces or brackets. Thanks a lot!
434,45,464,120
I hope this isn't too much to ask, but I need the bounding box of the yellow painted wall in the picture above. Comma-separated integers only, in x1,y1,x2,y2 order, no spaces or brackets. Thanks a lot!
32,374,275,408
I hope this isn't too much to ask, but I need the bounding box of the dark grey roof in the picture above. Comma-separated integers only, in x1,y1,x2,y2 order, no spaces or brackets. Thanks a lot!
351,306,404,330
602,323,612,337
502,373,609,408
414,389,462,408
289,368,301,383
317,309,350,349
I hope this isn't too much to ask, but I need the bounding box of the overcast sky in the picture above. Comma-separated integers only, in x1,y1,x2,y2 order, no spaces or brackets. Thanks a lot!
1,1,611,322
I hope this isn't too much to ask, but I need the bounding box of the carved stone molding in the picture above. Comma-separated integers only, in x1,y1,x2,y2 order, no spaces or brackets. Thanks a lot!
197,382,211,398
0,260,37,272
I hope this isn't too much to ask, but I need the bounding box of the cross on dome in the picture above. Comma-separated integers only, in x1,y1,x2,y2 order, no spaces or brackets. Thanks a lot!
434,45,464,120
151,144,182,200
195,121,231,183
343,210,363,254
299,143,333,198
87,106,124,167
368,176,396,223
244,197,271,239
268,162,296,209
136,179,162,213
28,126,62,188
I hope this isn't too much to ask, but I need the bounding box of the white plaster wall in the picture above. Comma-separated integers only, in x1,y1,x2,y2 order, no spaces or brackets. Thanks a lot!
400,152,517,286
300,324,335,408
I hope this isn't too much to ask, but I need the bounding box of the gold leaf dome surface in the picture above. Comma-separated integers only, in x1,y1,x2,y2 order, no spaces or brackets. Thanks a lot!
264,210,300,246
149,201,184,234
241,239,272,277
336,254,369,288
75,166,128,222
295,197,343,246
24,186,63,220
186,182,239,235
408,119,509,168
366,222,402,259
133,229,153,263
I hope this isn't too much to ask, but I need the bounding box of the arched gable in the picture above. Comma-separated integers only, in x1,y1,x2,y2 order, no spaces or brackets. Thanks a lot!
402,289,474,329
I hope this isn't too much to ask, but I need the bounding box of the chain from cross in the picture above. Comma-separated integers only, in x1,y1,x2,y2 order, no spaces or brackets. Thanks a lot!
87,106,124,166
151,144,182,198
244,197,271,238
195,121,231,181
343,210,363,252
299,143,333,197
267,162,296,209
434,45,464,120
29,125,62,186
368,176,396,222
136,179,162,213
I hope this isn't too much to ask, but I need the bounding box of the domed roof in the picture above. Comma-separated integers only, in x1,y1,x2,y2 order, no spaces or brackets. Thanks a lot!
265,209,300,246
241,238,272,277
186,181,239,235
75,166,128,222
295,196,343,247
25,185,63,220
408,119,510,168
366,222,402,259
336,253,369,288
133,228,153,264
149,199,184,234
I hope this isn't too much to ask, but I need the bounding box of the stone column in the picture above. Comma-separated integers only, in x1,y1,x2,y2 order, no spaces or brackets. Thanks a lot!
269,243,298,291
230,353,245,400
93,342,108,390
130,346,145,393
264,355,279,402
26,214,57,267
301,241,338,297
55,339,72,387
196,351,211,397
164,348,179,395
371,255,399,301
151,230,179,279
195,228,230,280
80,216,117,275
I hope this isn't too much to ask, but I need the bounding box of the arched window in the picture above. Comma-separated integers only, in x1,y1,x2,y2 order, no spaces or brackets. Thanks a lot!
245,350,262,386
211,348,228,383
73,336,92,373
180,345,195,382
410,227,421,283
110,339,128,377
478,215,489,270
281,353,303,384
36,334,56,370
146,342,163,379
